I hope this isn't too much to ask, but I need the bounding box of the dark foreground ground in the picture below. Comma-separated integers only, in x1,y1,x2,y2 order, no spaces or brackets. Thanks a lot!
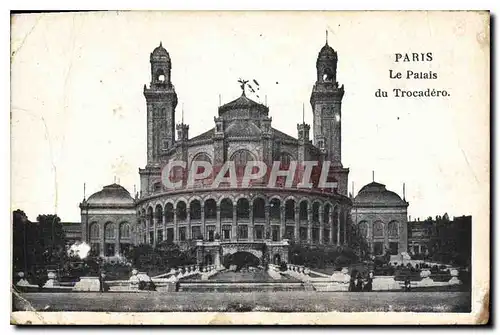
13,291,471,312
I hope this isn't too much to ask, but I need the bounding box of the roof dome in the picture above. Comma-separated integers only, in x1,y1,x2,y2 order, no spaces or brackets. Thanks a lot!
218,94,268,115
354,182,407,207
150,42,170,60
87,183,134,205
318,43,337,58
226,120,262,137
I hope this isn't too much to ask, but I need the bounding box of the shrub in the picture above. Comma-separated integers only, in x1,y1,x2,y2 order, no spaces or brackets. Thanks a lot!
138,280,156,291
334,255,351,268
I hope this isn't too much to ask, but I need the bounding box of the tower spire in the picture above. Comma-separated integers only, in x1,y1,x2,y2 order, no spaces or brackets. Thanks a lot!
83,182,86,200
372,170,374,182
326,29,328,45
403,182,406,201
159,41,162,47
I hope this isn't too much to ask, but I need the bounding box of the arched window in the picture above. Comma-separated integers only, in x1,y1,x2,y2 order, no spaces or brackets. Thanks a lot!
176,201,187,221
90,223,99,239
299,201,308,221
358,221,368,238
120,223,130,239
147,207,153,228
253,198,265,219
105,223,115,239
323,204,331,225
333,207,339,224
164,203,174,223
388,221,398,237
191,153,212,176
285,199,295,221
373,221,384,238
312,202,320,223
220,198,233,219
155,205,163,222
236,198,250,219
231,150,254,166
192,152,211,164
156,69,165,82
205,199,217,220
270,198,281,220
190,200,201,220
280,152,293,167
322,68,333,82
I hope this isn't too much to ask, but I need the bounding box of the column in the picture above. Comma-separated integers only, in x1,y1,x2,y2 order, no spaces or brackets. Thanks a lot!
100,222,105,257
265,204,270,239
249,203,254,241
201,204,205,239
280,205,285,241
145,214,150,242
187,206,191,240
153,214,158,247
319,207,324,245
307,208,312,244
329,215,334,245
384,222,389,253
294,206,299,242
336,211,341,246
162,211,166,242
216,205,221,237
173,210,178,242
343,209,348,245
232,206,237,241
115,226,120,257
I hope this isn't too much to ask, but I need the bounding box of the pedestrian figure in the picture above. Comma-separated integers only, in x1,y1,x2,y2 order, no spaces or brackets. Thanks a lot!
356,274,363,291
404,276,411,292
348,277,356,292
363,277,373,292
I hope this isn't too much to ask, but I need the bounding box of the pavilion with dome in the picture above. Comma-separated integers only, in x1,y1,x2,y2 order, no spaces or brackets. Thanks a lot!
351,181,409,255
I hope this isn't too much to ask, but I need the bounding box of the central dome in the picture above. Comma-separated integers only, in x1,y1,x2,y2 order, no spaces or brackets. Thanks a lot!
218,93,268,115
225,120,262,137
354,182,407,207
87,183,134,205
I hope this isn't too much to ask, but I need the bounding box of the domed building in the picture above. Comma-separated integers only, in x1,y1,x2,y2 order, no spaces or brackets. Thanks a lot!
351,181,409,255
79,39,368,266
80,183,136,258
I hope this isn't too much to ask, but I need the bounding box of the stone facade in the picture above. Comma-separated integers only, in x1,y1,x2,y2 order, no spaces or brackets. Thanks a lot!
80,184,136,258
351,182,409,255
80,40,356,265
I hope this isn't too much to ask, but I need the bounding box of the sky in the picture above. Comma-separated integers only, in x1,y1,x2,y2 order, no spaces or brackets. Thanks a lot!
10,11,489,222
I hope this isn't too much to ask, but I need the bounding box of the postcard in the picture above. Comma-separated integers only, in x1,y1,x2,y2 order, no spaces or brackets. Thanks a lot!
10,10,489,325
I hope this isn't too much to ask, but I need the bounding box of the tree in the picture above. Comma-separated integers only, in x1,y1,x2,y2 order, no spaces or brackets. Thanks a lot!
348,223,369,260
12,211,68,283
12,210,30,274
36,214,67,267
126,241,196,274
